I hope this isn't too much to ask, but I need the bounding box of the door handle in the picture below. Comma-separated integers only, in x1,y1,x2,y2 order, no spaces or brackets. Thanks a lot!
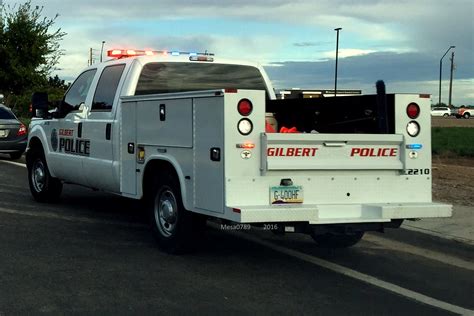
323,142,347,147
160,104,166,121
106,123,111,140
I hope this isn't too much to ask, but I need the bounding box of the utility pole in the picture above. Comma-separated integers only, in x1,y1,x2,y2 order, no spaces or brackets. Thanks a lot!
334,27,342,97
89,48,93,66
448,51,455,107
438,46,455,106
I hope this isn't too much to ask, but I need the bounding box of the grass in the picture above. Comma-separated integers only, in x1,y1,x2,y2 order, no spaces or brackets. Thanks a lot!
432,127,474,157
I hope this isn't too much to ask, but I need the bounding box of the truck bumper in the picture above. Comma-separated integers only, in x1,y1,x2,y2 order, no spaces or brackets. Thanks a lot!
230,202,452,224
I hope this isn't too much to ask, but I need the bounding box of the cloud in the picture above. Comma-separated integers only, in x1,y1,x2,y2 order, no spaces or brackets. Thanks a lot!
293,42,332,47
4,0,470,104
264,51,474,105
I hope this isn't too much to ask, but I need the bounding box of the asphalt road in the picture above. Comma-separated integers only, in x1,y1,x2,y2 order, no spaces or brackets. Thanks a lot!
0,157,473,315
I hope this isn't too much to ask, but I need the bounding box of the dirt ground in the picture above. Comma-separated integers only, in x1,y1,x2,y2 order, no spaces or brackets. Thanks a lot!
432,156,474,206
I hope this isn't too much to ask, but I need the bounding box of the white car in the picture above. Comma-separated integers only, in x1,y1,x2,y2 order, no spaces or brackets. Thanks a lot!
431,107,451,117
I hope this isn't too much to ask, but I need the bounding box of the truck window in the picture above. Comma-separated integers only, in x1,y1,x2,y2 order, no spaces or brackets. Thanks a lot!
64,69,97,111
92,64,126,111
135,63,268,96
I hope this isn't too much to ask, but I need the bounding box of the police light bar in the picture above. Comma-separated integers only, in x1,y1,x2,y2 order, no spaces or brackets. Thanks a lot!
107,49,214,59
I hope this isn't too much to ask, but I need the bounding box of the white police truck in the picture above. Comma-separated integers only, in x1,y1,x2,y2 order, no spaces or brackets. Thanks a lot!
27,49,452,253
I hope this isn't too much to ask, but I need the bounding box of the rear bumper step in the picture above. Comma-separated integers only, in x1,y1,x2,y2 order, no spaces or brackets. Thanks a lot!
229,202,452,224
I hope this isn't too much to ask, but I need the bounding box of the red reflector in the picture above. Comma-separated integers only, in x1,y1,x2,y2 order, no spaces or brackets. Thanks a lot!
419,94,430,99
233,208,241,213
407,103,420,119
17,123,27,136
238,99,253,116
225,88,238,93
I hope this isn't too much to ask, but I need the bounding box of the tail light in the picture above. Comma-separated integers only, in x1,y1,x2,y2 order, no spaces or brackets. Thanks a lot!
407,103,420,119
17,123,27,136
237,99,253,116
238,119,253,135
406,121,420,137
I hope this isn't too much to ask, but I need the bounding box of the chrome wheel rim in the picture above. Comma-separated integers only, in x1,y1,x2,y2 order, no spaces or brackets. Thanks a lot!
32,159,46,192
154,189,178,237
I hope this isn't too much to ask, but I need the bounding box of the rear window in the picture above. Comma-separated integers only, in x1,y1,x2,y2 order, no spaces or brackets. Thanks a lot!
0,107,15,120
135,62,268,96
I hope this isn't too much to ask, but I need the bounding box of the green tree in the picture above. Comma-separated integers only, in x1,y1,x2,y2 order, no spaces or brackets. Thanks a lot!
0,1,66,95
48,74,69,90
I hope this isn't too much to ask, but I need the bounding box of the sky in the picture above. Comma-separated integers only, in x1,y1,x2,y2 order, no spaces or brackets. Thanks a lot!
3,0,474,105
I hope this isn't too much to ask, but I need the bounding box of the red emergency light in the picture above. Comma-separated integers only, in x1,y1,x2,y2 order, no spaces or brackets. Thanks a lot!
107,49,155,58
107,49,215,60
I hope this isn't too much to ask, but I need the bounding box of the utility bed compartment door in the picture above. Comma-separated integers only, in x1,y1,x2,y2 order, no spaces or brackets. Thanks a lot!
261,133,404,171
136,99,192,147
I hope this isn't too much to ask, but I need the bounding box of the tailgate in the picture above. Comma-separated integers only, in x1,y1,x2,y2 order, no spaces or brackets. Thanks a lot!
261,133,404,171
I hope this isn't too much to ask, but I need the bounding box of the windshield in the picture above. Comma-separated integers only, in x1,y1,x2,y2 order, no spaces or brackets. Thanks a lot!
0,107,16,120
135,62,268,97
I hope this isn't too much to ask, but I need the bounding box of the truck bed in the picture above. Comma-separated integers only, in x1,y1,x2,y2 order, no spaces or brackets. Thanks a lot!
267,94,395,134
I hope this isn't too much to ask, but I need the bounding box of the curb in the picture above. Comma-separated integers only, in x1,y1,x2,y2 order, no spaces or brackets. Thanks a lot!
402,224,474,246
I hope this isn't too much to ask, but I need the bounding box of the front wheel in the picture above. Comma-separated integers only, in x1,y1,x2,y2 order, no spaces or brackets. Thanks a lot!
27,149,62,202
443,113,449,117
147,171,205,253
311,231,364,248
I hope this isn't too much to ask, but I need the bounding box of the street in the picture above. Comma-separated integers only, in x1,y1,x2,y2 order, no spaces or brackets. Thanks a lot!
0,158,473,315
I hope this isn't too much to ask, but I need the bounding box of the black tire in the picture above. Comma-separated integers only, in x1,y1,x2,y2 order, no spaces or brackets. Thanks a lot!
463,112,470,119
147,170,205,254
311,231,364,248
443,113,449,117
27,148,62,202
9,151,23,160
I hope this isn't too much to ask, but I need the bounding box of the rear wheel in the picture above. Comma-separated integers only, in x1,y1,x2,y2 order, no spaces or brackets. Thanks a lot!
443,113,449,117
27,149,62,202
311,231,364,248
463,112,470,119
147,170,205,253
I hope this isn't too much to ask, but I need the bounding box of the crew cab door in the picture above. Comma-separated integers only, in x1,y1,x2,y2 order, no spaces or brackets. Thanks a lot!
81,64,126,192
47,69,97,186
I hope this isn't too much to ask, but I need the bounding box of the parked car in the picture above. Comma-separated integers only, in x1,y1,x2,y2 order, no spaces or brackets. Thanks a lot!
455,107,473,119
0,104,27,159
431,107,451,117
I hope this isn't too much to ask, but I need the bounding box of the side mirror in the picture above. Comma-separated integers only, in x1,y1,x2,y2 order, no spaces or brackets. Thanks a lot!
31,92,49,118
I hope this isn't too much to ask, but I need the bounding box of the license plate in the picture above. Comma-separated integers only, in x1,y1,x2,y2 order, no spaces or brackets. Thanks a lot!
0,129,6,138
270,185,303,204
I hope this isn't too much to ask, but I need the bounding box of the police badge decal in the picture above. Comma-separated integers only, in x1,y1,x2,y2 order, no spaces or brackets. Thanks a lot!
51,129,58,152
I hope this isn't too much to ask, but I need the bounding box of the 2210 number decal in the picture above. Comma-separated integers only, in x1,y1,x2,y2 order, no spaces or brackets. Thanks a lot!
405,168,430,175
